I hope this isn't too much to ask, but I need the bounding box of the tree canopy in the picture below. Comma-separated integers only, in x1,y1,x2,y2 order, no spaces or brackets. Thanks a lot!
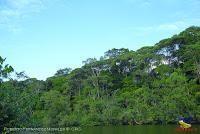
1,26,200,129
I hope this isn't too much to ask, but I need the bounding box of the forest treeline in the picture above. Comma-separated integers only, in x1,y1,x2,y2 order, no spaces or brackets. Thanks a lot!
0,26,200,129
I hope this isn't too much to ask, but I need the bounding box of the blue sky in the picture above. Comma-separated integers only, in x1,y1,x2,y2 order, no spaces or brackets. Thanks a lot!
0,0,200,80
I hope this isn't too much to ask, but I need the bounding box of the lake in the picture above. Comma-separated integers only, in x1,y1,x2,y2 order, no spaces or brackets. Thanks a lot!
68,125,200,134
11,125,200,134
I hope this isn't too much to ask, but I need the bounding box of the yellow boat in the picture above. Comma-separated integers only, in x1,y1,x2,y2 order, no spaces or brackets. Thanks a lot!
178,120,191,128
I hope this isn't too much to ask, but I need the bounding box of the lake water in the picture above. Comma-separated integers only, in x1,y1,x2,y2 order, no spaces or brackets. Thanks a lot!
11,125,200,134
68,125,200,134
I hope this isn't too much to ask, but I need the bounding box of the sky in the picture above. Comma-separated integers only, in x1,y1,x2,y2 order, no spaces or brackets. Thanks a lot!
0,0,200,80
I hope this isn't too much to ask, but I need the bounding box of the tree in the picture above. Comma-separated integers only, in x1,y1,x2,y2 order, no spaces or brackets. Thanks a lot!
0,56,14,83
1,26,200,128
178,44,200,83
104,48,129,59
0,56,14,130
55,67,72,76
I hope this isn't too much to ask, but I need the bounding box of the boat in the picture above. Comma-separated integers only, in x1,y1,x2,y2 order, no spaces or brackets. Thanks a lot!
178,120,191,128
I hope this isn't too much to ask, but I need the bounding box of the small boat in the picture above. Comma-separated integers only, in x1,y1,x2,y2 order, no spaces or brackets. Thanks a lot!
178,120,191,128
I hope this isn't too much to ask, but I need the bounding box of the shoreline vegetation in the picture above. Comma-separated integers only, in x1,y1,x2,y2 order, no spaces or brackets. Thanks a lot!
0,26,200,130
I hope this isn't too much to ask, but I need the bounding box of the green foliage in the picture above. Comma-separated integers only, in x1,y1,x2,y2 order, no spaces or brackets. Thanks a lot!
54,67,72,76
1,26,200,128
0,57,14,130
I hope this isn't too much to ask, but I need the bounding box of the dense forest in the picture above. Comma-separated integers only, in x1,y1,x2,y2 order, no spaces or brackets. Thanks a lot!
0,26,200,130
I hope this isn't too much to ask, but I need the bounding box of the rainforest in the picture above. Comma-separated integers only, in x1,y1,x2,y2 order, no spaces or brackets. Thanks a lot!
0,26,200,131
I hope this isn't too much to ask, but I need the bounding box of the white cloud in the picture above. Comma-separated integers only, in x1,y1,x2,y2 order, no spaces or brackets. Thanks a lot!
132,21,188,33
7,0,43,9
0,0,45,21
0,0,57,33
157,21,187,31
122,21,192,39
157,24,178,31
126,0,151,7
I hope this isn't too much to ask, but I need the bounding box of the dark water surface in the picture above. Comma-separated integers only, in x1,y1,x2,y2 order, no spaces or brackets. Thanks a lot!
12,125,200,134
8,125,200,134
68,125,200,134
